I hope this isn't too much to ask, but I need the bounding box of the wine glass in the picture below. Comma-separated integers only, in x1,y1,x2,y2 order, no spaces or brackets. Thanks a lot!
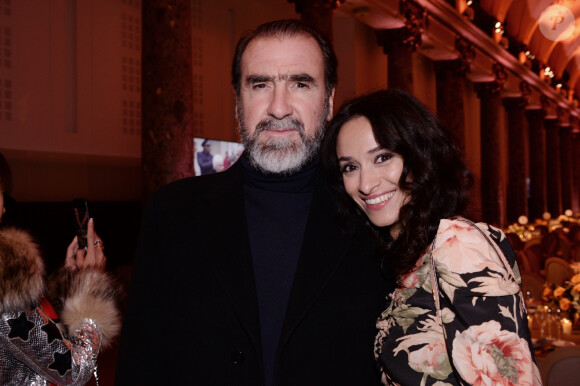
554,307,562,342
546,306,554,339
523,288,534,309
535,306,548,338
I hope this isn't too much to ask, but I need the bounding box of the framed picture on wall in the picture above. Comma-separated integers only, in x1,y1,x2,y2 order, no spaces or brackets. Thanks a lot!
193,137,244,176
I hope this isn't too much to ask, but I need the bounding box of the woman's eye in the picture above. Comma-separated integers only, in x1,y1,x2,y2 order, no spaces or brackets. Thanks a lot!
376,153,393,163
340,164,357,174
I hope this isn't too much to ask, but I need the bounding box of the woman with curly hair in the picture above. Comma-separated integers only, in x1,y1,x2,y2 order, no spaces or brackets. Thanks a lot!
322,89,540,385
0,153,121,385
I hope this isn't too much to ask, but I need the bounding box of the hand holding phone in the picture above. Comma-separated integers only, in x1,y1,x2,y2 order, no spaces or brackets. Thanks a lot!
73,199,89,249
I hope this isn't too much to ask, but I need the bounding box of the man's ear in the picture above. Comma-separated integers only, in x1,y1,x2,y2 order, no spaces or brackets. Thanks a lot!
326,88,336,121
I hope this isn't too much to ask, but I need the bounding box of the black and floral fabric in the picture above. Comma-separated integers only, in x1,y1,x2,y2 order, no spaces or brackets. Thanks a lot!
375,219,541,385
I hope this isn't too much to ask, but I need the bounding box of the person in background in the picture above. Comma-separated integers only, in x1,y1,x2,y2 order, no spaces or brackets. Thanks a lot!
322,89,540,385
116,19,393,385
0,152,121,385
197,139,216,175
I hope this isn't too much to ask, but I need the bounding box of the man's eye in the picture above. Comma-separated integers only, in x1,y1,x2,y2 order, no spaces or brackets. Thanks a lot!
252,83,266,89
296,82,309,88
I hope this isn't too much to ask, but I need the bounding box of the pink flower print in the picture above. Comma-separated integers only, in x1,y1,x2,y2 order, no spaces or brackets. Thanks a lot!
407,340,452,381
452,321,536,385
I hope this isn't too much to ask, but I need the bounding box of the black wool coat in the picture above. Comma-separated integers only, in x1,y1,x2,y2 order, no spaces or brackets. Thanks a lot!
115,160,394,386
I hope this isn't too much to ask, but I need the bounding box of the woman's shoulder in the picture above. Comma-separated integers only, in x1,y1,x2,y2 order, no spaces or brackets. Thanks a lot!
433,218,509,275
432,218,520,296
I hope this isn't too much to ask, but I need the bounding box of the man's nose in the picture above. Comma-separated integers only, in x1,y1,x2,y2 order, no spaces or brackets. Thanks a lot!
267,87,293,119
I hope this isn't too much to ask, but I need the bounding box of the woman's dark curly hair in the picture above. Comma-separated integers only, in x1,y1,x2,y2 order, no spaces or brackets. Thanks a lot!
321,89,473,282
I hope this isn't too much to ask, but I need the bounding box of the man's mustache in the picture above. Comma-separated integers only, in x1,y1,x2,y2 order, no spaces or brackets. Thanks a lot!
255,117,304,136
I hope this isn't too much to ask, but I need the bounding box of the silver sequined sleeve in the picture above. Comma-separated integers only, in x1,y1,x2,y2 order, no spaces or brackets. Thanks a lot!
0,307,102,386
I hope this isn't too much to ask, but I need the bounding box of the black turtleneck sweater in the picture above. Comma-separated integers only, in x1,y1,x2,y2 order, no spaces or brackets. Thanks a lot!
239,154,319,386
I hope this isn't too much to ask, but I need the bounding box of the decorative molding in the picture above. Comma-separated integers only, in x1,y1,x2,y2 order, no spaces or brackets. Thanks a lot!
410,0,580,118
455,36,475,74
399,0,427,51
519,81,531,100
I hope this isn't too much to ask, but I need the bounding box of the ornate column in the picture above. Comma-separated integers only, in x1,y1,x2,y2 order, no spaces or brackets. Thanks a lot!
545,118,562,217
376,1,426,93
434,38,474,151
502,96,528,223
477,81,504,226
142,0,194,200
288,0,343,42
559,125,574,211
525,109,547,220
572,124,580,213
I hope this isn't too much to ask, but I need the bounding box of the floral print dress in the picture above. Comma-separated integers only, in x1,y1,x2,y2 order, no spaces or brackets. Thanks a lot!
375,219,541,385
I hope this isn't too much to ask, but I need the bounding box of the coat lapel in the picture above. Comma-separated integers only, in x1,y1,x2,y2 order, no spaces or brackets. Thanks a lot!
278,179,353,349
195,163,262,354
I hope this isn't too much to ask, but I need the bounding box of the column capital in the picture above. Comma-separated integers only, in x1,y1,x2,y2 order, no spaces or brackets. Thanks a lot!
525,108,546,121
454,36,475,74
502,96,526,110
376,0,426,53
520,81,532,99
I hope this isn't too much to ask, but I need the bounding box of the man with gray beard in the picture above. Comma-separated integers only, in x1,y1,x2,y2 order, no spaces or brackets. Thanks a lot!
116,19,393,386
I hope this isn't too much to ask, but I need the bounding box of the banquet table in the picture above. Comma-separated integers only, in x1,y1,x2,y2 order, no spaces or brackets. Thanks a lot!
529,311,580,359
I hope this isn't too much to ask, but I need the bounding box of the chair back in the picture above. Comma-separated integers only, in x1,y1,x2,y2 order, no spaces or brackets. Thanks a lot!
569,225,580,243
516,251,532,273
524,244,544,273
506,232,524,251
545,257,574,286
571,241,580,262
558,235,572,261
542,233,560,258
520,272,544,301
538,346,580,385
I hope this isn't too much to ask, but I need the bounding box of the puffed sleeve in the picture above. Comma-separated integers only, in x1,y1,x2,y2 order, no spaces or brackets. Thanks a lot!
0,268,120,385
432,219,541,385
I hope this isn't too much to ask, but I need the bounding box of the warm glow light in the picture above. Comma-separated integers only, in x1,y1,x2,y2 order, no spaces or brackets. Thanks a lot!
466,0,472,5
495,22,501,28
543,67,555,79
562,318,572,335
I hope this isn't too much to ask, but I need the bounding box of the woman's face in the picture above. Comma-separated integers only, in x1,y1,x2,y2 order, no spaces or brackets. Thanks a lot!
336,116,409,232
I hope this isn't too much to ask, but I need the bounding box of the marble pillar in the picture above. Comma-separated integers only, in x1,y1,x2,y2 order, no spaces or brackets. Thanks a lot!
289,0,336,42
376,29,415,94
142,0,194,200
559,125,574,212
502,97,528,222
435,60,466,150
545,118,562,217
477,83,504,226
525,109,547,220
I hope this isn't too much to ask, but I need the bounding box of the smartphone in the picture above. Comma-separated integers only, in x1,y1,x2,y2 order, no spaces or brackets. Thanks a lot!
72,198,89,249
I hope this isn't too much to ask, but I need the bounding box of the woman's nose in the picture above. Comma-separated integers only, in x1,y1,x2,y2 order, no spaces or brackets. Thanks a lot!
358,167,380,195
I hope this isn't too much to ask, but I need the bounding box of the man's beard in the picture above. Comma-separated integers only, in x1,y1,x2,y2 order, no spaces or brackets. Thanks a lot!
237,101,329,175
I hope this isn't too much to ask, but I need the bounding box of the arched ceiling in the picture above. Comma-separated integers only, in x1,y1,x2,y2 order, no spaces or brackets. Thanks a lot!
338,0,580,120
482,0,580,94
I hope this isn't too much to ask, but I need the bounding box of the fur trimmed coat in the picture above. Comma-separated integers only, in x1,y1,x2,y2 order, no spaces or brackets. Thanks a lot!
0,227,121,385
